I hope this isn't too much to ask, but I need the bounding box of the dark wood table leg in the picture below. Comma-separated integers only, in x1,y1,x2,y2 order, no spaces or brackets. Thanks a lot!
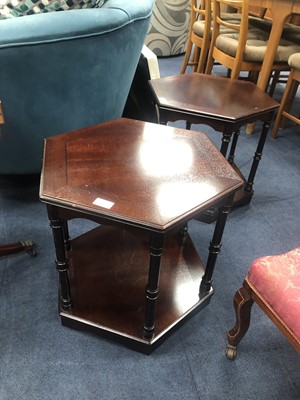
179,224,189,243
200,195,233,295
243,119,271,195
143,232,165,339
228,129,240,165
62,220,71,251
220,128,233,158
198,126,234,224
48,206,72,311
154,104,163,125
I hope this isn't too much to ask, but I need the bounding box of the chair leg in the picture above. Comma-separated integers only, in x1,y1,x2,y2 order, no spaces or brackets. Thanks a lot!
0,241,37,257
272,70,297,139
248,70,259,84
268,70,280,97
204,49,215,75
180,38,194,74
226,283,254,360
181,27,203,73
280,81,299,128
0,103,37,259
196,42,209,74
192,46,200,72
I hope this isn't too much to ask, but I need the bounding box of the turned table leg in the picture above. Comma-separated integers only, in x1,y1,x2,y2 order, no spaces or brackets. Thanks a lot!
220,128,233,158
244,119,272,195
227,129,240,165
48,206,72,311
200,196,233,294
143,232,164,339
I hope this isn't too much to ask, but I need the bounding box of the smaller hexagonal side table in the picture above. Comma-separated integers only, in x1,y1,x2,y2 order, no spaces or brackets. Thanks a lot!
149,73,279,209
40,118,243,353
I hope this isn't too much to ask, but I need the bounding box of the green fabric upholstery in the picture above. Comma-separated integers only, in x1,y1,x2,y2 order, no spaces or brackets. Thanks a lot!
282,23,300,42
244,17,300,43
289,52,300,70
193,17,242,38
192,15,269,41
0,0,154,174
216,28,300,63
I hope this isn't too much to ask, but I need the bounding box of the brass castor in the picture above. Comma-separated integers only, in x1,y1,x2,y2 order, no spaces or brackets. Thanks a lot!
20,240,37,257
226,344,237,360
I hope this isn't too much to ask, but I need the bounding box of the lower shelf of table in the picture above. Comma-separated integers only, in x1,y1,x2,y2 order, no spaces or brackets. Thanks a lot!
60,225,213,353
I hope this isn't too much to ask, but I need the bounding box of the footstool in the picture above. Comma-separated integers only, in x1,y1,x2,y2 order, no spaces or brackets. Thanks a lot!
226,247,300,359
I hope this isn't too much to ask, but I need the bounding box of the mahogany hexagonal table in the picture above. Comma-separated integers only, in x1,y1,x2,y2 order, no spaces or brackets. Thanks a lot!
40,118,243,353
149,73,279,209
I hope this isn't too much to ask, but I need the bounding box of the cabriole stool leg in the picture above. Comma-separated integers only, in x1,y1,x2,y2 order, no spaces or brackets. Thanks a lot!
226,284,254,360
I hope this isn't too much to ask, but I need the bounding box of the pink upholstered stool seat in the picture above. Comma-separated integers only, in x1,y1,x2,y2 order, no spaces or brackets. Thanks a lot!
248,247,300,343
226,247,300,360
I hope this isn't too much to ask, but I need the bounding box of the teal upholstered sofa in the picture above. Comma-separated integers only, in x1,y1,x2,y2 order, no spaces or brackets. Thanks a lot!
0,0,154,174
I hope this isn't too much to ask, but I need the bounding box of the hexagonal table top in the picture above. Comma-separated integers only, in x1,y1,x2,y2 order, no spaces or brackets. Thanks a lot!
40,118,243,231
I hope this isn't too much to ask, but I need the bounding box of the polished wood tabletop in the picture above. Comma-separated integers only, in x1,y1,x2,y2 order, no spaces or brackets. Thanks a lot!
149,73,278,210
149,73,278,123
40,118,243,231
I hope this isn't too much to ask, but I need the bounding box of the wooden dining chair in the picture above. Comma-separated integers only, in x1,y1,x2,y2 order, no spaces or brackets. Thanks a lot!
205,0,299,81
245,8,300,96
180,0,212,74
272,53,300,139
180,0,244,74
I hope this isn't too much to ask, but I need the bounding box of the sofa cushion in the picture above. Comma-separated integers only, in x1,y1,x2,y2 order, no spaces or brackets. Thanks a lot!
0,0,107,19
247,247,300,342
